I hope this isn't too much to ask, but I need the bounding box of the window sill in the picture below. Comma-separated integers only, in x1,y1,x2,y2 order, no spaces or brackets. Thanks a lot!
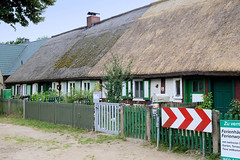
133,98,145,102
173,96,182,100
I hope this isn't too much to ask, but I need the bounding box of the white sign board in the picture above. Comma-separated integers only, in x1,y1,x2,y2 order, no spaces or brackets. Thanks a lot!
220,120,240,160
192,94,203,102
93,91,102,103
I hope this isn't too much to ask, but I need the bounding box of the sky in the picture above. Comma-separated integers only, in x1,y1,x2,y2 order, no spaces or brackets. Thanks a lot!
0,0,157,42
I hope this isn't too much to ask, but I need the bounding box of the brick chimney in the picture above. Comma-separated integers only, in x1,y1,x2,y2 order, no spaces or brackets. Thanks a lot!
87,12,100,27
24,38,30,43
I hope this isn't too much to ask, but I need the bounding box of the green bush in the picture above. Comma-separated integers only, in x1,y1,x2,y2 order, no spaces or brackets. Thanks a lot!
30,89,58,102
62,89,94,105
228,99,240,117
196,92,213,110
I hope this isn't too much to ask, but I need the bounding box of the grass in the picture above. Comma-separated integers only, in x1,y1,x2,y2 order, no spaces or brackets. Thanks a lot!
3,135,64,151
78,134,127,144
0,115,88,134
4,135,59,145
205,153,221,160
83,154,95,160
172,145,189,153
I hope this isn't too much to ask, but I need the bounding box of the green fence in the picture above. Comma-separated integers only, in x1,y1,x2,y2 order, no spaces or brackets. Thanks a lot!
0,98,8,114
220,113,239,120
151,108,212,153
10,99,23,115
25,101,94,129
124,105,147,140
160,102,202,108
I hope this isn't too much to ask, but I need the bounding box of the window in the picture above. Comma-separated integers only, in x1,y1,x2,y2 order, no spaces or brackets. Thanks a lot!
52,82,57,90
132,79,150,100
176,80,180,97
68,81,76,95
22,84,27,96
173,78,182,99
15,84,20,95
32,83,38,94
122,81,132,99
122,81,127,97
192,81,203,92
134,81,143,98
82,81,91,91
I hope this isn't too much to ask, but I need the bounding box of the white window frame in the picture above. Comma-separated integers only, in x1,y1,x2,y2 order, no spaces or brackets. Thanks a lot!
52,82,59,91
173,78,182,99
82,80,91,91
15,84,20,95
22,84,27,96
32,83,38,95
68,81,76,94
122,81,127,97
132,79,144,101
40,85,44,93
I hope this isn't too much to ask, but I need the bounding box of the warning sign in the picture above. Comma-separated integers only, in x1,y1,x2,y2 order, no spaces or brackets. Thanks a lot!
220,120,240,160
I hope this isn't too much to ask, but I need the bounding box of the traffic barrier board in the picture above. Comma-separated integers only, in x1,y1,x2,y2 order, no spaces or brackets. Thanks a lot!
162,107,212,133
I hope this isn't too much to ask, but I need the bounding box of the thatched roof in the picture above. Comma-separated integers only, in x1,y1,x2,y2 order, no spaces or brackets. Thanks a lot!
88,0,240,78
6,6,149,84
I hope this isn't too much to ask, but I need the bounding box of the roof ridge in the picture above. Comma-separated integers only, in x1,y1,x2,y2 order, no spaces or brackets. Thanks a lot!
52,4,151,38
150,0,170,6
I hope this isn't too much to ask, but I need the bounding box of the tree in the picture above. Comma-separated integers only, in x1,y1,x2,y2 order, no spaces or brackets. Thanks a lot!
102,53,132,103
0,0,56,29
36,36,49,40
1,37,25,44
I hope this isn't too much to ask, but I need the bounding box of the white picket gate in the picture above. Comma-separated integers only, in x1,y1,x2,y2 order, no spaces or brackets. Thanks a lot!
95,102,120,135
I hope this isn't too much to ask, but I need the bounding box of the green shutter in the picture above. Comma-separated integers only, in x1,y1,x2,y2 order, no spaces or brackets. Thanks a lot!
127,80,132,99
26,84,31,95
143,80,150,100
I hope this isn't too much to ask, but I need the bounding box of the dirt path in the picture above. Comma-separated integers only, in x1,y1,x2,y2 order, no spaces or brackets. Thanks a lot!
0,123,196,160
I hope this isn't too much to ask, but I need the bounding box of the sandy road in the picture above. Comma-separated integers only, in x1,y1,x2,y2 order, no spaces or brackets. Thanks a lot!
0,123,196,160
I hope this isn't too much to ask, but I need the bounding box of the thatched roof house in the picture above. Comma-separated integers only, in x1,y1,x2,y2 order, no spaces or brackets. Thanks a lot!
5,0,240,112
6,6,149,84
89,0,240,78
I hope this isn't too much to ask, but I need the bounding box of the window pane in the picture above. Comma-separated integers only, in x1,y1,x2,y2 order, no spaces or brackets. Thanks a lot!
88,83,90,91
140,81,143,98
135,81,139,97
192,81,198,92
199,81,203,92
176,80,180,96
84,83,86,90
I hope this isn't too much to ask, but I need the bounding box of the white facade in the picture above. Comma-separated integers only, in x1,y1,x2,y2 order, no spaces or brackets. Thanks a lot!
165,78,183,103
150,79,161,98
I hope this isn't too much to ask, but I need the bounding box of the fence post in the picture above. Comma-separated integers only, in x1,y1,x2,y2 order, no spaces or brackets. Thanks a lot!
8,98,11,115
120,104,124,135
147,105,152,141
23,99,26,119
212,110,220,153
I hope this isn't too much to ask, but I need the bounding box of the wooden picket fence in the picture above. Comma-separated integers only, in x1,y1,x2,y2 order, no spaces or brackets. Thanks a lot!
151,108,212,153
124,105,147,140
220,113,239,120
123,105,239,154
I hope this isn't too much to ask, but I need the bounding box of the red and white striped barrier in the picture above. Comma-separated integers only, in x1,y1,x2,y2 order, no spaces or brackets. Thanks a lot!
161,107,212,133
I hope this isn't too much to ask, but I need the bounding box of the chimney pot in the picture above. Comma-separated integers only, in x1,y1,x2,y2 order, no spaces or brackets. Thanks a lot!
87,12,100,27
24,39,30,43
